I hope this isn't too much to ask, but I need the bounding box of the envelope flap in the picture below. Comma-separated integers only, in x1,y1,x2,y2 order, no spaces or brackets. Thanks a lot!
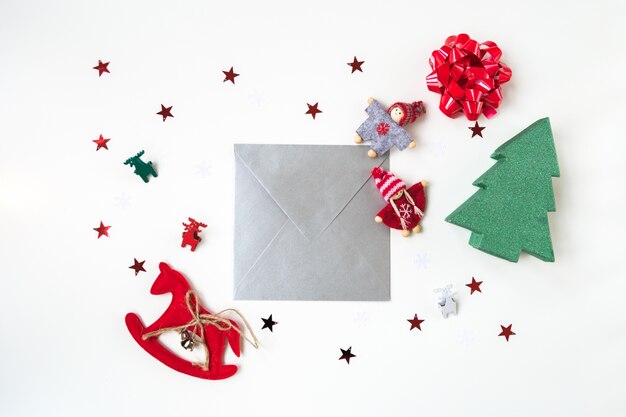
234,144,388,240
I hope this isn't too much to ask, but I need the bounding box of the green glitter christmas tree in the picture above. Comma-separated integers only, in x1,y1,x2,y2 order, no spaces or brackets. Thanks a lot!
446,118,560,262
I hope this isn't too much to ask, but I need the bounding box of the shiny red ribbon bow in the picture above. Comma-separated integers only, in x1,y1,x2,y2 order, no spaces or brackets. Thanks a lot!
426,33,512,121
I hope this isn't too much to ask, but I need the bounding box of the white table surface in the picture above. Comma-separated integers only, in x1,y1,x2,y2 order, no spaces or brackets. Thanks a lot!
1,1,625,416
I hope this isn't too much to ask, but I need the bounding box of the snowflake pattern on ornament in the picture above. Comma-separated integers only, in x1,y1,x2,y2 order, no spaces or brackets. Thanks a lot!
376,122,390,136
399,203,412,219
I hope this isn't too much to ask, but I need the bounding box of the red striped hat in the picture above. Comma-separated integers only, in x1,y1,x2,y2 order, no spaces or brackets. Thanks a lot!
387,101,426,126
372,167,406,202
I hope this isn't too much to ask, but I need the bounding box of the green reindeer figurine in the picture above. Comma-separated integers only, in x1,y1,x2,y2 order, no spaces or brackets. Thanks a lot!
124,150,158,183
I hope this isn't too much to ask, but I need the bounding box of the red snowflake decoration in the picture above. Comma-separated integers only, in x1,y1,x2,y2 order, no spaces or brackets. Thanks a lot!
376,122,390,136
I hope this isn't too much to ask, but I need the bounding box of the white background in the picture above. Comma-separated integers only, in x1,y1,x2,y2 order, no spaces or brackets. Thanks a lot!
1,1,625,416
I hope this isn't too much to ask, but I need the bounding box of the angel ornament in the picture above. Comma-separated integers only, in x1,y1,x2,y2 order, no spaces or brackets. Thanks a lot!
372,167,427,237
354,98,425,158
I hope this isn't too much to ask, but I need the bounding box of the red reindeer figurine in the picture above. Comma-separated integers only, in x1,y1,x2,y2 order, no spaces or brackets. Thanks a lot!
181,218,207,251
125,262,256,380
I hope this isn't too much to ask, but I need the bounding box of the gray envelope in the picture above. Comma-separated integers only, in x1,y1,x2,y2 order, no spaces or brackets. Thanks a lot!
233,144,390,301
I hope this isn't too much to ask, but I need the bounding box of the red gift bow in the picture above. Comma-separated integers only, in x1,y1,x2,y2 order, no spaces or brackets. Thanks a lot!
426,33,512,121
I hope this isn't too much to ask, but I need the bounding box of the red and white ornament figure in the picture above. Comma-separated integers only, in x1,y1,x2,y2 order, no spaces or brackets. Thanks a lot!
371,167,427,237
388,101,425,127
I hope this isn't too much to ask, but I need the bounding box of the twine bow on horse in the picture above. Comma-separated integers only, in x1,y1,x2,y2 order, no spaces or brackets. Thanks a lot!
142,291,259,371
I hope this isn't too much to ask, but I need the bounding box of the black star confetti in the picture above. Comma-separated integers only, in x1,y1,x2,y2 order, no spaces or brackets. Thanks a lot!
339,346,356,364
261,314,278,332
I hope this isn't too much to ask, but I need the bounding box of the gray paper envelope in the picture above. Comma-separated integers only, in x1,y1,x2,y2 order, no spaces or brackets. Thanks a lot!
233,144,390,301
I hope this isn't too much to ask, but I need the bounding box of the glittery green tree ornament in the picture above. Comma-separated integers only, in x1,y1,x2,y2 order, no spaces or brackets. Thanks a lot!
124,150,158,183
446,118,559,262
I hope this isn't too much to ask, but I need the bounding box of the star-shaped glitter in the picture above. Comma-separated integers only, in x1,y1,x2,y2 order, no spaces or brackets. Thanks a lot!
469,122,485,138
93,221,111,238
499,324,516,341
129,258,146,276
407,314,425,331
92,134,110,151
93,60,110,76
305,102,322,119
223,67,239,84
157,104,174,121
261,314,278,332
347,56,364,73
339,347,356,364
466,277,483,294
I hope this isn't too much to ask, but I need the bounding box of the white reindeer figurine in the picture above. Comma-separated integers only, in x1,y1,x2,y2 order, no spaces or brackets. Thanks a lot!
434,285,457,318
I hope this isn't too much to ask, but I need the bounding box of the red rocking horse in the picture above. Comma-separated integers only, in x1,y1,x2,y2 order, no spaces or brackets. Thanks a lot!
125,262,257,380
181,218,207,252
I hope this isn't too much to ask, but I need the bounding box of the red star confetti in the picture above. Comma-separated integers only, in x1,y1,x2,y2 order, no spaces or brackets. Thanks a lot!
347,56,364,73
339,347,356,364
469,121,485,138
499,324,516,341
466,277,483,294
223,67,239,84
93,60,110,77
92,134,110,151
93,221,111,239
129,258,146,276
407,314,425,331
305,102,322,119
157,104,174,122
